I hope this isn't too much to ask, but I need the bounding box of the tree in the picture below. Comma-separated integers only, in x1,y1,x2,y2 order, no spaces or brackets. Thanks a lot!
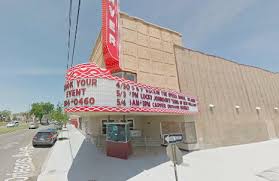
0,110,11,121
50,104,68,125
50,104,68,139
30,102,54,122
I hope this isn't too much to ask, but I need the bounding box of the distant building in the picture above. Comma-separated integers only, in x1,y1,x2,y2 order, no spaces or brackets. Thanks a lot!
12,112,28,122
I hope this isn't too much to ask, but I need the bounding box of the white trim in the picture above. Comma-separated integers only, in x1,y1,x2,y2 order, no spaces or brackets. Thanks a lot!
104,122,129,125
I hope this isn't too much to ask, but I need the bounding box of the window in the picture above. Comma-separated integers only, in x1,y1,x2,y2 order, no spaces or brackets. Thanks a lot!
112,72,123,79
112,71,137,82
124,72,137,82
120,119,135,130
127,119,134,130
102,120,114,135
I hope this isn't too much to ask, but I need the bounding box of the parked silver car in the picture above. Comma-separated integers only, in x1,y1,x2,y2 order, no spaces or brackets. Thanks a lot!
6,121,19,128
29,122,39,129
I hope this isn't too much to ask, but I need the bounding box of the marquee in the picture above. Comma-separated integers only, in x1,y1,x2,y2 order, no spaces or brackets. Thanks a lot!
64,63,199,115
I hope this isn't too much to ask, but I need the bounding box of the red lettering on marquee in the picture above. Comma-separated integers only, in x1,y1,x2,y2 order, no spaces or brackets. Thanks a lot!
76,78,97,87
143,101,151,107
131,99,139,106
66,88,86,98
140,94,152,100
132,92,138,98
64,97,95,107
64,81,73,91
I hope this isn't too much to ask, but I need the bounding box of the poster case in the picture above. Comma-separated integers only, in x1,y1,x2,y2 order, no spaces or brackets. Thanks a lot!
105,122,131,143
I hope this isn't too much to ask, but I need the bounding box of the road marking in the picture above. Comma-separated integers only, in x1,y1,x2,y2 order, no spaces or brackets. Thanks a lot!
4,144,35,181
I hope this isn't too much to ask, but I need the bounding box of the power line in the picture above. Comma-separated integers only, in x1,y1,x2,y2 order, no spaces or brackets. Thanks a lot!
66,0,73,69
70,0,81,68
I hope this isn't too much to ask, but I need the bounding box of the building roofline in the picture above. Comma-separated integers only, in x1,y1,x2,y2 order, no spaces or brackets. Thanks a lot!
174,45,279,75
120,11,182,37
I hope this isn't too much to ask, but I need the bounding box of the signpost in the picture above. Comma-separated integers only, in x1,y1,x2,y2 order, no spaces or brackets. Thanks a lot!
164,134,183,144
165,133,183,181
166,144,183,165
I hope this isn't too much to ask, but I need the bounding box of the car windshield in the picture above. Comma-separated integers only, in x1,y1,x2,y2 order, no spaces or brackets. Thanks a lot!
48,128,57,132
36,132,51,139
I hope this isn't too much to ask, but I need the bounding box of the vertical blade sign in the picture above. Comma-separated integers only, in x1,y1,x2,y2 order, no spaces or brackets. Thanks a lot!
102,0,120,72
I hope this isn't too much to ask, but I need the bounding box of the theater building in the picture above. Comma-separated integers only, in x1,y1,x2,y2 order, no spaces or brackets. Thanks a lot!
65,0,279,157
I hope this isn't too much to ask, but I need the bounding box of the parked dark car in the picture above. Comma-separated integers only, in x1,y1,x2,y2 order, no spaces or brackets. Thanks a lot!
47,127,58,134
32,129,58,147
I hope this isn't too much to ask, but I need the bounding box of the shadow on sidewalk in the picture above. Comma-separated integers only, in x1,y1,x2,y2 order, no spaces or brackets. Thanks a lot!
67,140,189,181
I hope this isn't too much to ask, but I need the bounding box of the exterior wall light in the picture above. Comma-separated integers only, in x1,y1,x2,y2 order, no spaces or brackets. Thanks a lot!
274,107,278,112
209,104,215,108
235,105,240,109
256,107,261,114
235,105,240,114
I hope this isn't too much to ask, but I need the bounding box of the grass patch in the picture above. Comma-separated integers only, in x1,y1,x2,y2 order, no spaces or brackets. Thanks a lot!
0,122,7,127
0,123,28,135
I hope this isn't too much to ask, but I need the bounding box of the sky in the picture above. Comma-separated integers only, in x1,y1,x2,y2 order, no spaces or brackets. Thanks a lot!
0,0,278,113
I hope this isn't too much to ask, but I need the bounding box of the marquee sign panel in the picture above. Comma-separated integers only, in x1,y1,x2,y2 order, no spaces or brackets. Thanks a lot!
64,64,199,115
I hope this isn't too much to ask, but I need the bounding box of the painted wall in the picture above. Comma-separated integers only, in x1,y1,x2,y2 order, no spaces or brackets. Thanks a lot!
142,115,194,139
175,45,279,148
89,32,105,68
89,12,182,91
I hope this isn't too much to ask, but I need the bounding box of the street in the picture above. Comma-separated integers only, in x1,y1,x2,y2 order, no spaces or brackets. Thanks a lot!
0,126,51,181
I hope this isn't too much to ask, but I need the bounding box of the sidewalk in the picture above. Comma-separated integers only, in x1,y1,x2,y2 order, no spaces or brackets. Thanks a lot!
37,125,84,181
38,124,171,181
38,124,279,181
131,139,279,181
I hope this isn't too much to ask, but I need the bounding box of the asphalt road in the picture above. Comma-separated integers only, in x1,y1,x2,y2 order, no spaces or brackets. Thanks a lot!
0,126,52,181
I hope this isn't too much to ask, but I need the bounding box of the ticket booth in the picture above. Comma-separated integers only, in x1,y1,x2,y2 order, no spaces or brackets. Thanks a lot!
105,122,132,159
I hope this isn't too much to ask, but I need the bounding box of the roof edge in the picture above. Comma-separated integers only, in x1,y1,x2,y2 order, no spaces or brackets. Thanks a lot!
89,30,102,61
174,45,279,75
120,11,182,37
